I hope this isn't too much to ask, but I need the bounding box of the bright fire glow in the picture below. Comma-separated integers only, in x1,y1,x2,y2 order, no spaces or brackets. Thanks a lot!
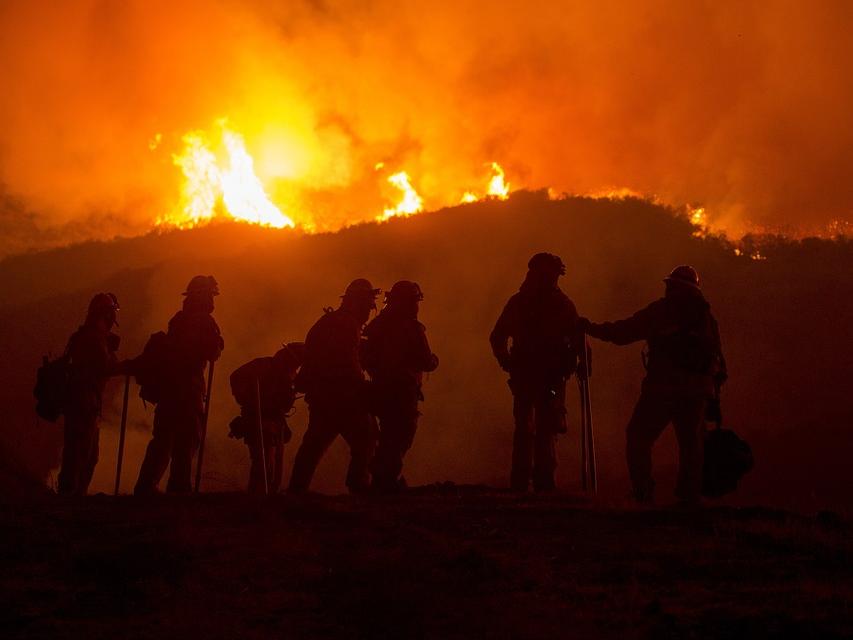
486,162,509,199
380,171,423,220
460,162,510,203
585,187,645,200
689,206,706,226
160,125,294,229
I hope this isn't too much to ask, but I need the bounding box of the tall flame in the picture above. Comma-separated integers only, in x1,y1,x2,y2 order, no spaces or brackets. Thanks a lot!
381,171,423,220
460,162,510,203
160,125,294,229
486,162,509,199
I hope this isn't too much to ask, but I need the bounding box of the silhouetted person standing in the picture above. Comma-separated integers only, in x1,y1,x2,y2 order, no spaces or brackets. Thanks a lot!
289,279,380,493
490,253,580,492
579,266,727,504
229,342,304,494
134,276,223,495
363,281,439,492
59,293,127,496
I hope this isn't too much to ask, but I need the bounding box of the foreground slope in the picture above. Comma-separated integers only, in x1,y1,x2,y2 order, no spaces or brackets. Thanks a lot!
1,193,851,511
1,490,850,639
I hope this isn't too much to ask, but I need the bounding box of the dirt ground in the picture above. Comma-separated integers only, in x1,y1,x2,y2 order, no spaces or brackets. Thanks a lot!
0,487,850,639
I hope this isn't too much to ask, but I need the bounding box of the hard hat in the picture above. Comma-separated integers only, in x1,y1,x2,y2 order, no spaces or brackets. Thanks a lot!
664,265,701,290
274,341,306,370
183,275,220,296
341,278,381,301
88,292,120,315
528,252,566,276
385,280,424,303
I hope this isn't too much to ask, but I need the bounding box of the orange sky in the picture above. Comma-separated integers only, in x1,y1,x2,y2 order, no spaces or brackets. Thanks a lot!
0,0,851,254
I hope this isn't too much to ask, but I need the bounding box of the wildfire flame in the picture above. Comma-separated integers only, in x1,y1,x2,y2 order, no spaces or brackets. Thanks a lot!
159,124,294,229
460,162,510,203
380,171,423,220
487,162,510,199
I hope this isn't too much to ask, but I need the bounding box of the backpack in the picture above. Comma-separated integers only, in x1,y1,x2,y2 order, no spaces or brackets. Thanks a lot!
34,353,70,422
134,331,172,405
702,427,754,498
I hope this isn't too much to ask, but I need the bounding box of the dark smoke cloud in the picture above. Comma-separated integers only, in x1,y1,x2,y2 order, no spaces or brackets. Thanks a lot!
0,0,851,256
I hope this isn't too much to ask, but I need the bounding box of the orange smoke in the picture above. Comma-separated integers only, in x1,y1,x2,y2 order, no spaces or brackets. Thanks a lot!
0,1,851,253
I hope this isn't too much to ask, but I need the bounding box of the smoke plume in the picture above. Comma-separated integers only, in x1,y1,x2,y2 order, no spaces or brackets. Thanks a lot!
1,0,851,255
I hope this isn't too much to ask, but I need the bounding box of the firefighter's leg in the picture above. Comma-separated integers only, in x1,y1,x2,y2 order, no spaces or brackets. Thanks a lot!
58,413,85,495
79,421,100,495
289,406,338,492
269,442,284,494
341,411,376,493
247,440,265,494
625,391,672,502
672,396,707,502
372,402,419,490
510,392,536,491
135,406,175,494
166,408,200,494
57,424,76,495
532,386,565,492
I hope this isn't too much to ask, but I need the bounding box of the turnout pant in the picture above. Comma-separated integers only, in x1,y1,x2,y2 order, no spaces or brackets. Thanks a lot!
289,402,375,493
241,411,291,495
510,381,567,492
135,401,202,495
626,390,706,502
248,442,284,494
58,411,99,496
371,395,420,491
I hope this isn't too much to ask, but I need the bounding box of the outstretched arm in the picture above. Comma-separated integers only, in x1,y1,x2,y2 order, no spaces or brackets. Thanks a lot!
581,302,657,346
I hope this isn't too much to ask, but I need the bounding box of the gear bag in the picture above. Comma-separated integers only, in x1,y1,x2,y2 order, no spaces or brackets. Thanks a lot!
134,331,171,405
34,353,70,422
702,426,754,498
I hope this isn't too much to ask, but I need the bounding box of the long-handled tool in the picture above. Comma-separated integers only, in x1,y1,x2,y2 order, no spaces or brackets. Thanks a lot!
255,376,268,495
578,337,598,493
113,374,130,495
194,360,215,494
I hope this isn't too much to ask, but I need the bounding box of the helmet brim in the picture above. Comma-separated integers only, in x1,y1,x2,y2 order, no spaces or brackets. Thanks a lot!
664,276,701,290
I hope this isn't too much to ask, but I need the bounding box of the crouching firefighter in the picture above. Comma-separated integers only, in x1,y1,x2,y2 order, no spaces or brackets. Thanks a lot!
134,276,223,495
288,279,380,493
58,293,130,496
229,342,305,494
362,281,439,492
579,265,727,505
490,253,580,492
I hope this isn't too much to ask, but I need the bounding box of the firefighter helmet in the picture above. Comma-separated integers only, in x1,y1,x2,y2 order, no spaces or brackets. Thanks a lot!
385,280,424,303
528,252,566,276
88,292,119,315
183,275,220,296
664,265,701,290
341,278,381,301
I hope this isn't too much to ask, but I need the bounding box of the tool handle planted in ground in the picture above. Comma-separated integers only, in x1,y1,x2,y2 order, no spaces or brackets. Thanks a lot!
114,374,130,496
255,376,268,496
584,338,598,492
194,360,215,494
